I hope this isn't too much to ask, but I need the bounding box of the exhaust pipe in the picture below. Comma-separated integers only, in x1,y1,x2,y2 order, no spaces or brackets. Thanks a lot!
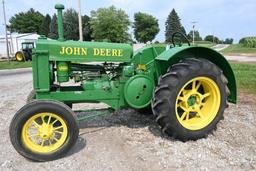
55,4,65,41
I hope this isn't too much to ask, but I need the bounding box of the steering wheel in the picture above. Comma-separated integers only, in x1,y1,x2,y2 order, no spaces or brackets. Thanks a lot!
171,32,191,47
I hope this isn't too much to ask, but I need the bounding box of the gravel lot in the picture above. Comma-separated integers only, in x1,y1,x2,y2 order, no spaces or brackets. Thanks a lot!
0,69,255,171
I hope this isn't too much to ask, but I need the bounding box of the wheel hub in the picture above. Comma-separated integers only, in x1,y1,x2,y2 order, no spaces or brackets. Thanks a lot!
175,77,221,130
38,123,54,139
185,93,202,108
187,95,197,106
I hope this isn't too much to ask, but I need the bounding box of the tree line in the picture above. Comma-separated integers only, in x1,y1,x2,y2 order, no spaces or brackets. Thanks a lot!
239,37,256,48
8,7,233,44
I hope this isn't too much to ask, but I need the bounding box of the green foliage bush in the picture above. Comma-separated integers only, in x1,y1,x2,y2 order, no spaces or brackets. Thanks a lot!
239,37,256,48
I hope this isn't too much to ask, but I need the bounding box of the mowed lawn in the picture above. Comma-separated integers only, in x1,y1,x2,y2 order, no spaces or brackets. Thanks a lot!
0,61,32,70
231,63,256,93
221,44,256,54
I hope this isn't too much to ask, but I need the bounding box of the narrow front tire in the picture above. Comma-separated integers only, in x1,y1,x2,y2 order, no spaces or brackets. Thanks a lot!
9,100,79,161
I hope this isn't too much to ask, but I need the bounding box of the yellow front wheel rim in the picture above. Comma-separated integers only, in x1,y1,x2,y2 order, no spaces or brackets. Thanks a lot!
16,53,23,61
22,113,68,154
175,77,221,130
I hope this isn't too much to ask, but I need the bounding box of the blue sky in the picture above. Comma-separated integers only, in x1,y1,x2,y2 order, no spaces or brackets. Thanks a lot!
0,0,256,43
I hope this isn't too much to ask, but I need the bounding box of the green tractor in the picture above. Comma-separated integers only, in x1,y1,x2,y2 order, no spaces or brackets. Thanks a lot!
15,42,34,61
9,4,236,161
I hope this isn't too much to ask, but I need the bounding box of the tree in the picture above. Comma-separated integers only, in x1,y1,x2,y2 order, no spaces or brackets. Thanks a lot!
187,30,202,41
9,8,44,33
83,15,92,41
224,38,233,44
133,12,160,43
48,14,58,39
165,9,186,43
48,11,91,41
204,35,220,43
90,6,131,43
181,26,187,37
63,9,79,40
39,14,51,36
62,9,92,41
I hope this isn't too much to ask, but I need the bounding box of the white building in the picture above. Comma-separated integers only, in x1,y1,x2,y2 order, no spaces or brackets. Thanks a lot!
0,33,40,58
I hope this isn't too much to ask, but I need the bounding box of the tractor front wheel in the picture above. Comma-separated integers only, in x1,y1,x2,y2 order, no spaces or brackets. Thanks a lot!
152,58,229,141
15,51,25,62
9,100,79,161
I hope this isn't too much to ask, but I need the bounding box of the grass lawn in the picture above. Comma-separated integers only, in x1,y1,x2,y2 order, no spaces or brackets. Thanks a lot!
194,41,216,48
221,44,256,54
0,61,32,70
196,43,216,48
231,63,256,93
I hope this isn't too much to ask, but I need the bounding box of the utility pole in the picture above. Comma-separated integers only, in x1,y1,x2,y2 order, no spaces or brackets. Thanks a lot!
191,21,197,45
212,30,215,44
2,0,10,63
77,0,83,41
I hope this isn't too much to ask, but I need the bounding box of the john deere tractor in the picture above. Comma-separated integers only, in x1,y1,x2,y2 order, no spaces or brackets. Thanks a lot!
15,42,34,61
9,4,236,161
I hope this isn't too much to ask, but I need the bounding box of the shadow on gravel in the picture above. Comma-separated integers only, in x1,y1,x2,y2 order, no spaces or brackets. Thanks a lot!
77,109,176,141
66,137,87,157
63,109,176,157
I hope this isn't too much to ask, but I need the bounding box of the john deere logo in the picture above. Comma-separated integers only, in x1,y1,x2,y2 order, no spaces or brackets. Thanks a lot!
60,47,87,56
59,46,123,57
58,66,68,71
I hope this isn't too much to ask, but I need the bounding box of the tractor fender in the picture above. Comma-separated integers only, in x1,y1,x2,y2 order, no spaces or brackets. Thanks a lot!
155,46,237,104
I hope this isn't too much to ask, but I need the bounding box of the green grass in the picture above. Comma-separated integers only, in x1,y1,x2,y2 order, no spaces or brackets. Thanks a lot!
196,43,216,48
194,41,213,44
231,63,256,93
0,61,32,70
221,44,256,54
147,43,166,47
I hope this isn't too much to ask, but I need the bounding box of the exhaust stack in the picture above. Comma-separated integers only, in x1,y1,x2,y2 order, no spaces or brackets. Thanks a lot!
55,4,65,41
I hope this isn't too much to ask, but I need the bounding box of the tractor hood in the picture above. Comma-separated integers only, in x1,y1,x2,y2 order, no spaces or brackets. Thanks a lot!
36,38,133,62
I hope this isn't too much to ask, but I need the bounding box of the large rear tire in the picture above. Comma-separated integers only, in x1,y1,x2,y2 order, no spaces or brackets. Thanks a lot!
152,58,229,141
9,100,79,161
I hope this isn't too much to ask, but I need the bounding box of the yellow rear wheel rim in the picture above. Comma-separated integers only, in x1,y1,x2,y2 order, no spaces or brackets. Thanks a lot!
22,113,68,154
16,53,24,61
175,77,221,130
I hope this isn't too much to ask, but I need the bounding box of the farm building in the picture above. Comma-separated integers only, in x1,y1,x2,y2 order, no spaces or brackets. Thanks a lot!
0,33,40,58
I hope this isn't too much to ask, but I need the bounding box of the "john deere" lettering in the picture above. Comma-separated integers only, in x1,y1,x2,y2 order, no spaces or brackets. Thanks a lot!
60,47,123,57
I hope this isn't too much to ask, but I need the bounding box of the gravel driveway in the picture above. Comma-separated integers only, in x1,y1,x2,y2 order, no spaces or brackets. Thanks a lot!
0,69,255,171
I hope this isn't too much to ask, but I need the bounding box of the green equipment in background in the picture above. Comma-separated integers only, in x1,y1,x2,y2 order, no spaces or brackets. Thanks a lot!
15,42,34,61
9,4,237,161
